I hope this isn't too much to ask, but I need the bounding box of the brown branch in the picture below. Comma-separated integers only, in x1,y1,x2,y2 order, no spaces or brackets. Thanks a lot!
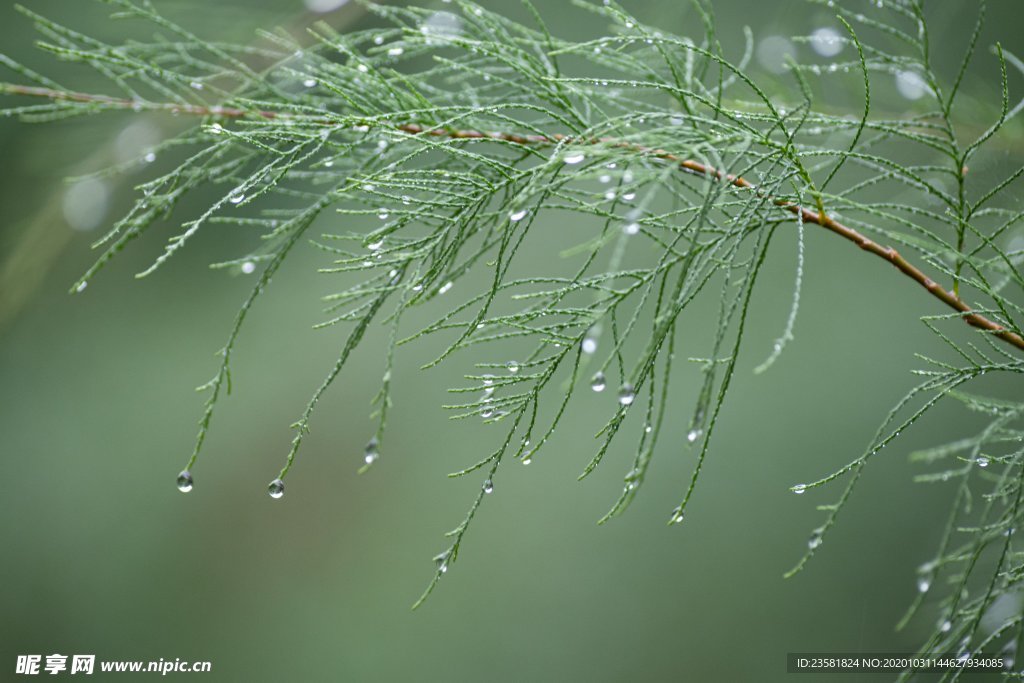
3,82,1022,352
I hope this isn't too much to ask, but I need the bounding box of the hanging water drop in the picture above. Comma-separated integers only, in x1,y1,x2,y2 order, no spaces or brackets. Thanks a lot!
509,209,528,222
581,336,597,354
940,619,952,633
686,428,701,443
75,281,88,294
143,151,156,163
917,576,931,593
669,506,685,524
623,222,640,236
522,457,532,465
364,438,379,465
563,152,586,165
267,478,285,499
618,384,636,406
792,484,807,495
303,78,317,88
387,46,404,57
176,470,194,493
808,529,823,549
976,456,989,468
241,261,256,274
483,479,494,494
229,192,245,204
506,360,519,374
590,372,607,392
368,239,384,251
434,552,449,573
438,281,453,295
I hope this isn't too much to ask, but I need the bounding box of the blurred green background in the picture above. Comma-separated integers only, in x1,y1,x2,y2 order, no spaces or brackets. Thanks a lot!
1,1,1023,681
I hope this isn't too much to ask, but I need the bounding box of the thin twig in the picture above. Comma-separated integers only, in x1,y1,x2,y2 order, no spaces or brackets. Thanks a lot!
3,82,1022,352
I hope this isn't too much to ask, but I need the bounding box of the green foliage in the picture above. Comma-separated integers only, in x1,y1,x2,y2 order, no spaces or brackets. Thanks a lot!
3,0,1024,677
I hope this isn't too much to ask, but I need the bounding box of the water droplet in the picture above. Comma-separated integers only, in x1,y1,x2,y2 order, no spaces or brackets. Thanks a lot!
622,192,636,201
434,551,449,573
686,428,701,443
581,337,597,354
481,407,494,419
401,195,411,205
590,372,606,392
623,222,640,236
604,190,616,201
364,438,379,465
420,10,463,43
210,123,223,135
176,470,194,493
644,424,652,433
895,69,928,100
669,506,685,524
63,178,109,232
522,457,532,465
377,208,389,220
357,63,369,73
75,281,88,293
303,78,318,88
940,619,952,633
241,261,256,274
509,209,528,222
808,529,823,549
267,478,285,499
792,484,807,495
438,281,453,295
917,577,931,593
599,174,611,184
373,35,385,45
387,46,404,57
190,80,204,90
756,35,796,75
229,193,245,204
368,239,384,251
506,360,519,374
304,0,350,11
483,479,494,494
976,456,989,468
563,152,586,165
143,151,156,163
809,27,843,58
618,384,636,406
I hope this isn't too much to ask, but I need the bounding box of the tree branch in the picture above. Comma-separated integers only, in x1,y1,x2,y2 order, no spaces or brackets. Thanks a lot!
4,81,1021,353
